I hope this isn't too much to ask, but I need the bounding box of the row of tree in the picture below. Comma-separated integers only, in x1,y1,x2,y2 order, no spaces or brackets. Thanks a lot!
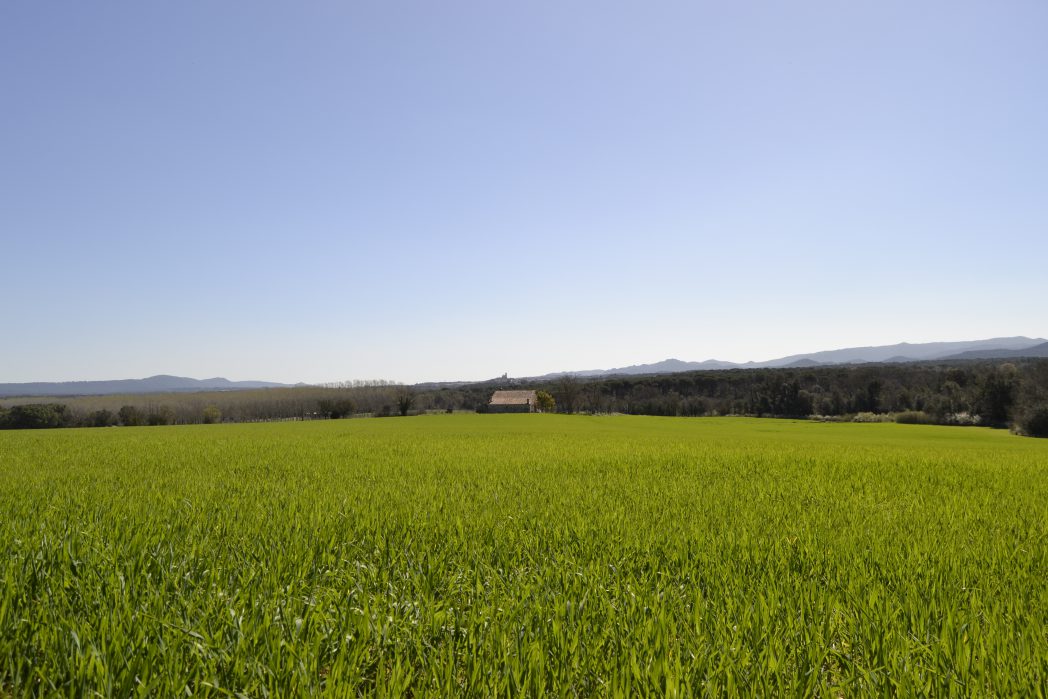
464,359,1048,437
0,384,420,429
3,359,1047,437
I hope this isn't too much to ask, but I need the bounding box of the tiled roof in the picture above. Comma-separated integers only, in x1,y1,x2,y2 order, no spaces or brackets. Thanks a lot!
489,390,537,405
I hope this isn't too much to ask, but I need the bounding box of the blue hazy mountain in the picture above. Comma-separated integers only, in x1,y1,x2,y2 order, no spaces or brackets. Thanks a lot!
4,337,1047,396
937,341,1048,361
0,375,291,398
538,336,1047,379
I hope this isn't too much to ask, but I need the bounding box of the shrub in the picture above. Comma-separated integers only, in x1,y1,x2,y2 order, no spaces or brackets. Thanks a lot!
944,412,982,426
852,412,892,423
895,411,934,425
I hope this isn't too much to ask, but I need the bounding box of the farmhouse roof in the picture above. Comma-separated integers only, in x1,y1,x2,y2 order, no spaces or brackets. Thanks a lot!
489,390,537,405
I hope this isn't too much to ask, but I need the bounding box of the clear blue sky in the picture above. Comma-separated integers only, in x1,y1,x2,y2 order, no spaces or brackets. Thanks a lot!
2,1,1046,384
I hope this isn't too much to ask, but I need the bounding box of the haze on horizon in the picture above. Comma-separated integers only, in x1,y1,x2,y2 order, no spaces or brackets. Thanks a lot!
2,2,1046,385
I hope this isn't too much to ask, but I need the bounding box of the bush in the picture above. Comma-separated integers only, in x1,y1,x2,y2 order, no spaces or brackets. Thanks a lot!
895,411,934,425
852,412,892,423
943,412,982,426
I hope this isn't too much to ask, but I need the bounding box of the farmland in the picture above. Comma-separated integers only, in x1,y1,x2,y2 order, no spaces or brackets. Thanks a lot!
1,415,1046,696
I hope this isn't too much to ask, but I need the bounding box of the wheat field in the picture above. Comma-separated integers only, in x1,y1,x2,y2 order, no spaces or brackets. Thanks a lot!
1,415,1046,696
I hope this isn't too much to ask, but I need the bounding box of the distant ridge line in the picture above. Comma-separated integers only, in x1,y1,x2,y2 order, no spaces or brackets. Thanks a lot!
0,375,292,398
528,336,1048,380
3,337,1046,397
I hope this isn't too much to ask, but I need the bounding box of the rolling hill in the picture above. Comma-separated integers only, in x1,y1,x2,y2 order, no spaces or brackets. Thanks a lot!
0,375,292,398
534,336,1047,379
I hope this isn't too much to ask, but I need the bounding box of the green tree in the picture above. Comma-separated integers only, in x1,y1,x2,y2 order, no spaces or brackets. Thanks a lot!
396,389,416,417
202,405,222,424
147,407,175,426
1014,361,1048,436
318,399,355,419
118,405,144,427
1022,408,1048,438
976,364,1019,427
4,404,71,429
554,375,581,413
535,390,555,413
89,409,116,427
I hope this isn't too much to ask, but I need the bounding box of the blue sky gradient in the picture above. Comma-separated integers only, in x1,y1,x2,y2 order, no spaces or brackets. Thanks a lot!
3,2,1046,383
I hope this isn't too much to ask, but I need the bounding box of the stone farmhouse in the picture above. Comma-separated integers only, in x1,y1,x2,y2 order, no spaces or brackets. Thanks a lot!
488,390,538,413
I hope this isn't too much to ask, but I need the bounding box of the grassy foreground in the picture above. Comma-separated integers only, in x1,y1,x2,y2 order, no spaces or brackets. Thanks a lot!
1,415,1046,696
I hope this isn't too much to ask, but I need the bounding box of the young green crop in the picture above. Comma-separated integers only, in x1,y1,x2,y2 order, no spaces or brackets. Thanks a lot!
1,415,1046,696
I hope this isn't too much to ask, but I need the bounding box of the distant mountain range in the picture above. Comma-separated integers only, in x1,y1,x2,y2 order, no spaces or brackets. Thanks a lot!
533,336,1048,380
3,337,1047,398
0,375,292,398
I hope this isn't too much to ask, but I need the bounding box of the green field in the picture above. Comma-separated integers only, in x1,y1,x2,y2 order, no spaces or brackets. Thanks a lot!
1,415,1046,696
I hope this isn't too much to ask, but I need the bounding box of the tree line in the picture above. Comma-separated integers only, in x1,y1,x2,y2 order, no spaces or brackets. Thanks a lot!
0,383,418,430
467,359,1048,437
2,359,1047,437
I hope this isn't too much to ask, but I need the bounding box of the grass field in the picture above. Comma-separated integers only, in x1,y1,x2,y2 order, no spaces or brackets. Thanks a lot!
1,415,1046,696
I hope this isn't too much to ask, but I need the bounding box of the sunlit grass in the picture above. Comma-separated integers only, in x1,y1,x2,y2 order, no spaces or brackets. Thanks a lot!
1,415,1046,696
